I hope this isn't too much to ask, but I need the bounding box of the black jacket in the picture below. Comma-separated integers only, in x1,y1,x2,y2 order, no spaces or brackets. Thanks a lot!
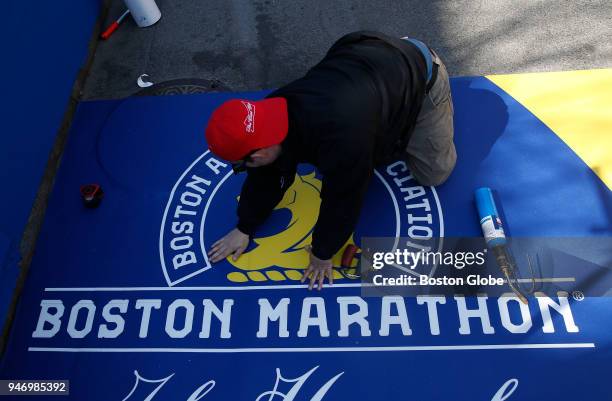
236,31,428,260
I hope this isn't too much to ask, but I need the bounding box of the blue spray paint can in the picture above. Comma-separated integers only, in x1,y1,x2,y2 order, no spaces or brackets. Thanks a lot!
474,187,507,248
474,187,529,304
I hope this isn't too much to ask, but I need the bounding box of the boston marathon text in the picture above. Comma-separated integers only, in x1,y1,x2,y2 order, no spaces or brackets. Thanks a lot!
32,294,578,342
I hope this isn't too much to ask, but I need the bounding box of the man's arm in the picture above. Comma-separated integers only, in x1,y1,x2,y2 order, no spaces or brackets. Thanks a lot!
237,164,296,236
209,164,295,263
311,146,373,260
301,144,372,290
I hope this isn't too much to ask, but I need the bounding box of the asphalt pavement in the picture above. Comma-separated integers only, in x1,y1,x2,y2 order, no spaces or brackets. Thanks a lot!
83,0,612,99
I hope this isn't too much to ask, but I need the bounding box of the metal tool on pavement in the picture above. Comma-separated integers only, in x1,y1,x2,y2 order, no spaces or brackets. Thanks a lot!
475,187,534,304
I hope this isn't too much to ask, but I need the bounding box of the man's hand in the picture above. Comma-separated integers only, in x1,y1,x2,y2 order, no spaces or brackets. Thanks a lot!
301,246,333,290
208,228,249,263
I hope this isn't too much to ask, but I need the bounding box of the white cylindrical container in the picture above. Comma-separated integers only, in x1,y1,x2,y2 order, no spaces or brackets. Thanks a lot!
124,0,161,27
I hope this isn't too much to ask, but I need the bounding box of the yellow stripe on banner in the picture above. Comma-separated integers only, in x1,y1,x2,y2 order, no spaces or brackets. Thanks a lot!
487,69,612,190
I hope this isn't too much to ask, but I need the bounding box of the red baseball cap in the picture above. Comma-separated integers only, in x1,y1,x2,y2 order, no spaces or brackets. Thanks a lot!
205,97,288,161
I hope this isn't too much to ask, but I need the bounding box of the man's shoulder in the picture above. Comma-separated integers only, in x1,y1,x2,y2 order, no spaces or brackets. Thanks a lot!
328,30,399,51
268,78,337,127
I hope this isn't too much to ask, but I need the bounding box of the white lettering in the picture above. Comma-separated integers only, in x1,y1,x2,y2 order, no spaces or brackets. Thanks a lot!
380,296,412,336
337,297,371,337
67,300,96,338
416,295,446,335
200,299,233,339
537,292,579,333
185,175,211,195
32,300,65,338
180,192,202,207
98,299,129,338
173,251,197,269
257,298,290,338
498,294,532,334
135,299,161,338
165,299,195,338
455,296,495,335
205,157,227,174
297,298,330,337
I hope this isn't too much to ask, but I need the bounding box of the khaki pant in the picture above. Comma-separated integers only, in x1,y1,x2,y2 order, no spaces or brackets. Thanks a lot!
404,50,456,186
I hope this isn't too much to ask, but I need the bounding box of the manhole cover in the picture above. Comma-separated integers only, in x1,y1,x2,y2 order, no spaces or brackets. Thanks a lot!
133,78,230,96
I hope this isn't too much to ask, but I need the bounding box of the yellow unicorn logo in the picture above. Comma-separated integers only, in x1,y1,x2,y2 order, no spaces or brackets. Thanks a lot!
227,172,357,283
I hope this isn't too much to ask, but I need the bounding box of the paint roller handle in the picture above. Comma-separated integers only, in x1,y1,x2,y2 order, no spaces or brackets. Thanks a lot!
100,22,120,40
100,10,130,40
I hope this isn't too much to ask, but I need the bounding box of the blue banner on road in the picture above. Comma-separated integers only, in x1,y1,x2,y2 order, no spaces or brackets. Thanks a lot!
1,77,611,400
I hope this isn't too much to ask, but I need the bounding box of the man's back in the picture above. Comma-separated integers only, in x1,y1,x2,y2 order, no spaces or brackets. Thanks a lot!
268,31,428,166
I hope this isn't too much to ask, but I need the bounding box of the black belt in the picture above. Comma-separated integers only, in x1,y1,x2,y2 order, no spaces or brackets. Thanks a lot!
426,61,439,93
425,46,440,93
